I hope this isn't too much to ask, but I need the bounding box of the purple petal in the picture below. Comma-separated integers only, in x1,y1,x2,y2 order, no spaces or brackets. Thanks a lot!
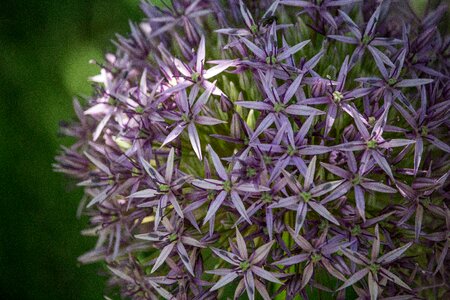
338,268,369,291
188,123,202,160
210,271,239,291
304,156,317,190
377,242,412,264
311,180,345,197
204,60,237,79
251,266,282,284
151,242,175,273
235,101,273,111
395,78,434,87
426,135,450,153
378,139,415,149
360,180,397,193
354,185,366,221
371,151,394,179
251,240,275,265
196,35,205,71
203,191,227,224
162,124,187,147
328,35,359,44
196,116,227,125
320,162,351,179
207,145,228,180
309,201,340,225
285,104,325,116
241,38,265,60
283,73,304,103
231,191,252,224
277,40,310,61
273,253,309,266
235,228,248,259
177,242,194,275
244,271,255,300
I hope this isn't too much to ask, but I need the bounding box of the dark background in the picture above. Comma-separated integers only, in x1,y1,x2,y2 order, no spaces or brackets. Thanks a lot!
0,0,446,299
0,1,141,299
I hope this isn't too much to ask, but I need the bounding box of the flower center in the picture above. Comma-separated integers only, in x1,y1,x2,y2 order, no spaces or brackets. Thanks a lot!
181,114,191,122
369,263,381,273
301,192,312,202
362,35,371,45
239,260,250,271
351,225,361,236
159,184,170,192
261,192,272,203
246,167,257,178
274,102,285,113
191,72,201,82
263,155,272,165
168,233,178,242
250,24,258,34
223,180,232,193
368,116,376,126
287,145,296,156
387,78,397,86
351,175,361,186
420,126,428,136
266,55,277,65
366,139,378,149
135,106,144,114
332,91,344,103
311,253,322,263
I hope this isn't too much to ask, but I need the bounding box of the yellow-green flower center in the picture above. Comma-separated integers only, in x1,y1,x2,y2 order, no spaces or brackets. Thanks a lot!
332,91,344,103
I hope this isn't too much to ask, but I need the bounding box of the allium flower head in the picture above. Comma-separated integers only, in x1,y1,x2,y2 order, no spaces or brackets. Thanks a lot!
55,0,450,299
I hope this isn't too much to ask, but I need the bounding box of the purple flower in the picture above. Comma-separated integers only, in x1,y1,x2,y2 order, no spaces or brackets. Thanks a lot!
55,0,450,298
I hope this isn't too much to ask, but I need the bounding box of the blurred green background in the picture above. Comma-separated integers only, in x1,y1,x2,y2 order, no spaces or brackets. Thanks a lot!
0,0,141,299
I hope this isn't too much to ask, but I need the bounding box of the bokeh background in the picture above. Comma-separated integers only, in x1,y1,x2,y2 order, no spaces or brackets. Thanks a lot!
0,1,141,299
0,0,447,299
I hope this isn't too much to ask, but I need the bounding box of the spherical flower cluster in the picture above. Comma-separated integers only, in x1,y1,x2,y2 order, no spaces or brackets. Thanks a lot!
55,0,450,299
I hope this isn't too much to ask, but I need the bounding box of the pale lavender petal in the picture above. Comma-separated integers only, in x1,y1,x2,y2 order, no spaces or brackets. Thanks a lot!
354,185,366,221
378,139,415,149
196,35,206,71
273,253,309,266
426,135,450,153
235,101,273,111
277,40,310,61
188,123,202,160
337,268,369,291
251,266,282,284
231,191,251,224
210,271,239,291
377,242,412,264
177,241,194,275
372,151,394,179
395,79,434,87
204,60,237,79
235,228,248,259
165,148,175,183
241,38,266,59
207,145,228,180
308,201,340,225
320,162,351,179
285,104,325,116
328,35,359,44
196,116,227,125
203,191,227,224
360,180,397,193
244,271,255,300
151,242,175,273
162,124,187,147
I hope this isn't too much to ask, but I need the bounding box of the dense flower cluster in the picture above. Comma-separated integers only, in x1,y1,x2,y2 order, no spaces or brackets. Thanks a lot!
55,0,450,299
